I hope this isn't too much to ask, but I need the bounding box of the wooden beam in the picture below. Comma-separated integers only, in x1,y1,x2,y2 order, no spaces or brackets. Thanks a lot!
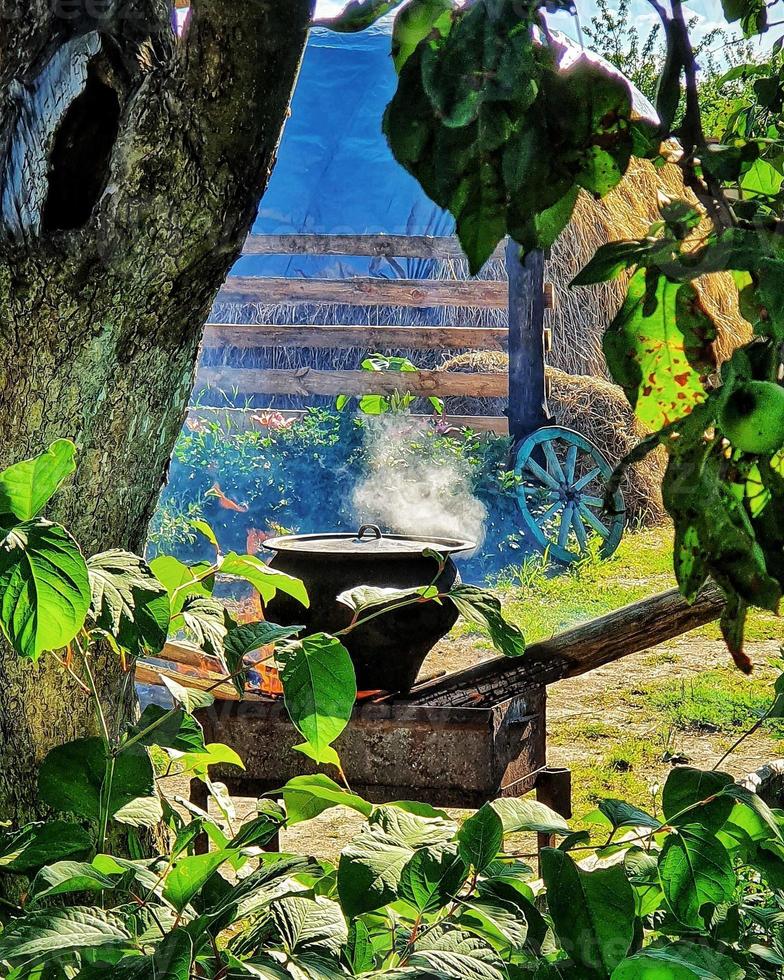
406,583,726,707
506,242,548,442
186,407,510,434
202,323,509,351
216,277,507,309
241,234,506,262
196,366,508,398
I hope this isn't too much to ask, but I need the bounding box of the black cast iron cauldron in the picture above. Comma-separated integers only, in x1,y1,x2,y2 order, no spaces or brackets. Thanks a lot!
263,525,475,693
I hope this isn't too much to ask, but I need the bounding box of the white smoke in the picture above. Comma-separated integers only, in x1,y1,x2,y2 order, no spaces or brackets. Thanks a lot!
352,416,487,548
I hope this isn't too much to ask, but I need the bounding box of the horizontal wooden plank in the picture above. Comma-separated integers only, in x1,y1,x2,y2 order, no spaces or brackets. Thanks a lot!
202,323,509,351
217,276,507,309
196,366,508,398
186,406,509,434
241,234,505,262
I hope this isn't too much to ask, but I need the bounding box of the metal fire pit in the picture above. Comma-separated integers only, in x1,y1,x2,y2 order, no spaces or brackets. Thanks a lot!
194,687,551,810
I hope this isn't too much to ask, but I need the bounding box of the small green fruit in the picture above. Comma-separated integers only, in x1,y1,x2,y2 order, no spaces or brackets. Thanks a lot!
719,381,784,454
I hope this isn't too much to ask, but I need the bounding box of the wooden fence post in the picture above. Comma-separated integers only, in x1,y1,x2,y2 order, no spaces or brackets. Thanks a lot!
505,241,549,443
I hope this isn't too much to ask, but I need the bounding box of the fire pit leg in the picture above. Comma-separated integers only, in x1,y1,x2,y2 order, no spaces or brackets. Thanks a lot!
535,766,572,852
190,778,210,855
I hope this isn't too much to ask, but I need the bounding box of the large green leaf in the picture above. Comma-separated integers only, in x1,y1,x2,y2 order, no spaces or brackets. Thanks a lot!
162,849,235,912
0,440,76,522
611,940,746,979
87,550,169,656
280,773,373,826
180,594,230,659
408,928,504,980
446,586,525,658
220,553,309,608
658,824,735,927
337,825,417,919
399,842,468,914
0,820,92,874
149,556,214,616
490,797,569,836
662,767,735,831
392,0,454,72
38,737,154,823
541,848,635,978
0,907,131,970
598,799,661,831
224,621,304,697
0,519,90,659
28,861,118,905
271,895,348,955
603,270,710,429
457,804,503,872
458,895,529,953
280,633,356,763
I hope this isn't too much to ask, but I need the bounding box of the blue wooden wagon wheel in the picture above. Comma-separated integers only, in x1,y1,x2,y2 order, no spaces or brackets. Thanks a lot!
514,425,625,564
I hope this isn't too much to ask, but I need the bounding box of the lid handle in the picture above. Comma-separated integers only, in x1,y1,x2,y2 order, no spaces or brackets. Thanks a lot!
357,524,383,541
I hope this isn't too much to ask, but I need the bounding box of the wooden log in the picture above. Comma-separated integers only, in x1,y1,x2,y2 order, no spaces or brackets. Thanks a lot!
186,407,510,435
202,323,509,351
196,366,508,398
506,242,548,442
216,276,507,309
406,582,727,707
241,234,505,262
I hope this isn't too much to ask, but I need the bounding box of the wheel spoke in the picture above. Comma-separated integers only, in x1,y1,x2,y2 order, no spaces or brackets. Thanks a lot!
543,440,566,485
540,498,565,524
573,466,601,492
521,485,556,497
565,444,578,484
524,457,561,491
578,502,610,538
571,508,588,551
580,494,605,508
558,503,574,551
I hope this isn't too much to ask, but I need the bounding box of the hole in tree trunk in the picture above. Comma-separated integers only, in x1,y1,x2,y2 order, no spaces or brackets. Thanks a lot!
42,61,120,232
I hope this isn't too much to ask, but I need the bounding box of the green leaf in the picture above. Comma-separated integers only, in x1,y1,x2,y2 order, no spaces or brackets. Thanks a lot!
280,633,356,763
172,742,245,779
392,0,454,72
315,0,406,31
192,519,219,551
658,824,735,927
446,585,525,657
112,794,164,829
220,552,309,608
721,0,767,35
625,846,664,917
408,928,504,980
337,825,416,919
162,849,234,912
598,799,661,831
490,797,569,836
346,919,374,974
149,555,214,616
0,440,76,522
662,767,735,832
159,674,215,714
224,621,304,698
399,842,468,913
458,895,529,952
0,907,131,970
28,861,118,905
293,741,342,769
0,519,90,660
271,895,348,955
337,584,439,616
612,941,746,979
0,820,92,874
603,270,710,429
180,595,229,660
87,550,169,657
280,774,372,826
541,849,635,978
457,804,503,872
572,240,656,286
38,737,154,822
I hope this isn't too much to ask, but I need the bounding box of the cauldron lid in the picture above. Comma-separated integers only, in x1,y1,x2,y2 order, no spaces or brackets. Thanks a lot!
262,524,475,557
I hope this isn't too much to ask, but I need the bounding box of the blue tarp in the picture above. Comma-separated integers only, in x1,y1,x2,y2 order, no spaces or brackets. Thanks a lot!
231,26,451,281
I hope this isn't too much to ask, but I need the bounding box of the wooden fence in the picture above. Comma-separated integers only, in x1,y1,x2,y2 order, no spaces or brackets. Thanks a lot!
195,234,551,438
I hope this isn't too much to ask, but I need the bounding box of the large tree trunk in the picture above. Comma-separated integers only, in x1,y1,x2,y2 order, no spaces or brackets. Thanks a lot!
0,0,313,823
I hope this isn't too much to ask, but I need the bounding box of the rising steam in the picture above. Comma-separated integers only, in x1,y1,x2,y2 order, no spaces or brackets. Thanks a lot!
352,416,487,548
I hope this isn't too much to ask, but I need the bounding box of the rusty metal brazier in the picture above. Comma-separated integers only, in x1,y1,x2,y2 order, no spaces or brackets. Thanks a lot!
263,525,474,692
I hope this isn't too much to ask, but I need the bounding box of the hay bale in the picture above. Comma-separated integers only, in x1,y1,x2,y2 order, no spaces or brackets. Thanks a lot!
439,351,666,524
548,157,750,377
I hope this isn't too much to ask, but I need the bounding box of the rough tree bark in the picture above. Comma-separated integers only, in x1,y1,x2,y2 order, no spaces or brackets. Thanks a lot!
0,0,313,823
